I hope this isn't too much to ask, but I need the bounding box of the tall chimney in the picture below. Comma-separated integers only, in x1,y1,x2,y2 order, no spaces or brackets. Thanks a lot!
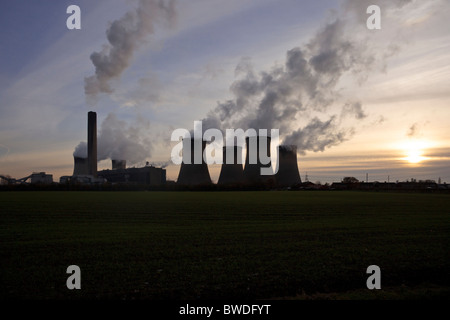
176,138,211,186
275,145,301,187
87,111,97,177
243,135,273,185
218,146,244,185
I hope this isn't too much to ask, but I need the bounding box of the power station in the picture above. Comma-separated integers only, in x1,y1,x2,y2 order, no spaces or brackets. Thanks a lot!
243,135,274,185
217,146,244,185
176,138,212,186
87,111,97,178
73,156,88,176
66,111,167,186
66,112,302,188
275,145,302,187
3,110,447,192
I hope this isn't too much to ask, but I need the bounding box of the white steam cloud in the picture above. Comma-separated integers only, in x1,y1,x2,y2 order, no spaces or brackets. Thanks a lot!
73,141,87,159
200,0,419,155
84,0,176,102
73,113,153,165
76,0,177,166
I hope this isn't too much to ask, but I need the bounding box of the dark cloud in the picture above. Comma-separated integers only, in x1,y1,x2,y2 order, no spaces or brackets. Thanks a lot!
341,102,367,120
283,117,353,155
407,123,419,137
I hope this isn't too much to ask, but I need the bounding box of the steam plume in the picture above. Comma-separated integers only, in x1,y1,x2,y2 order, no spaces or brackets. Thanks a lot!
97,113,153,165
73,113,153,166
84,0,176,101
202,1,415,154
73,141,87,158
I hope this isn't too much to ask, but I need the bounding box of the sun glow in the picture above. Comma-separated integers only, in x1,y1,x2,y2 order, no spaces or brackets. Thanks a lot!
401,139,429,164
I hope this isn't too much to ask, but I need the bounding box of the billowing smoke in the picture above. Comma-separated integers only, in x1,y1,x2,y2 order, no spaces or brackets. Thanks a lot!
201,0,417,155
73,141,87,158
73,113,153,165
283,117,352,155
148,160,171,169
341,102,366,120
97,113,152,165
202,18,371,153
78,0,178,168
84,0,176,101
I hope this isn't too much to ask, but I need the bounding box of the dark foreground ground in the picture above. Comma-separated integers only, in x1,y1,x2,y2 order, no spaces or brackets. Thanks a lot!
0,191,449,300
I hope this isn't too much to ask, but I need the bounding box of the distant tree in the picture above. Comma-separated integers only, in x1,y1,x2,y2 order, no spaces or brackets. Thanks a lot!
343,177,359,184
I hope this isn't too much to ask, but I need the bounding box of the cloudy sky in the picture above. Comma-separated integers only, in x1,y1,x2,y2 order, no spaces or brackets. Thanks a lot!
0,0,449,184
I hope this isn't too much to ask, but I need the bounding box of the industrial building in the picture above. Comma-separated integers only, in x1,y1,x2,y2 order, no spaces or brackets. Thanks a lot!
176,138,212,185
30,172,53,184
0,172,53,185
87,111,97,177
73,156,88,176
217,146,244,185
243,135,274,185
275,145,302,187
69,112,166,186
98,160,166,186
173,135,303,188
68,112,306,188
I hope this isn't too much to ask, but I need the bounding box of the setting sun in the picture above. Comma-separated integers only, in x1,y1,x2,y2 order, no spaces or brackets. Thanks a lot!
402,140,429,164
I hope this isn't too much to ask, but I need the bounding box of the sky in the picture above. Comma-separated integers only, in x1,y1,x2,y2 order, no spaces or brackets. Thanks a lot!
0,0,449,184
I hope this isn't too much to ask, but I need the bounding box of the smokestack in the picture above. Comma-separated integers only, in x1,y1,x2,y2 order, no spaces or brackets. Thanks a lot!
177,138,212,186
112,159,126,170
87,111,97,177
275,145,301,187
243,135,273,185
73,156,88,176
218,146,244,185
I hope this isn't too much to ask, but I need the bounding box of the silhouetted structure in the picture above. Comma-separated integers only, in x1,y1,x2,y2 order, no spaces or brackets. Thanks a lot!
98,165,166,186
177,138,212,185
112,159,126,170
275,145,301,187
87,111,97,177
73,156,88,176
218,146,244,185
243,135,273,185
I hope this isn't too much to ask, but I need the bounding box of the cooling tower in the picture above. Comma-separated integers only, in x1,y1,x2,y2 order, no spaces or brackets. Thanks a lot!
87,111,97,177
218,146,244,185
73,156,88,176
176,138,212,185
112,159,126,170
243,135,273,184
275,145,301,187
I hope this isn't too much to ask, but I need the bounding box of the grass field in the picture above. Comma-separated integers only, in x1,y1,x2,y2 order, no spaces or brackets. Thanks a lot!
0,191,449,300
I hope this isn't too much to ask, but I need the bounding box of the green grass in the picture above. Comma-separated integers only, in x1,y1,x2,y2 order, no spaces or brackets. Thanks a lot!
0,191,449,300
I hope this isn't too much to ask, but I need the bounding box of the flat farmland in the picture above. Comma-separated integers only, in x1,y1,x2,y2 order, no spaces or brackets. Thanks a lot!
0,191,449,300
